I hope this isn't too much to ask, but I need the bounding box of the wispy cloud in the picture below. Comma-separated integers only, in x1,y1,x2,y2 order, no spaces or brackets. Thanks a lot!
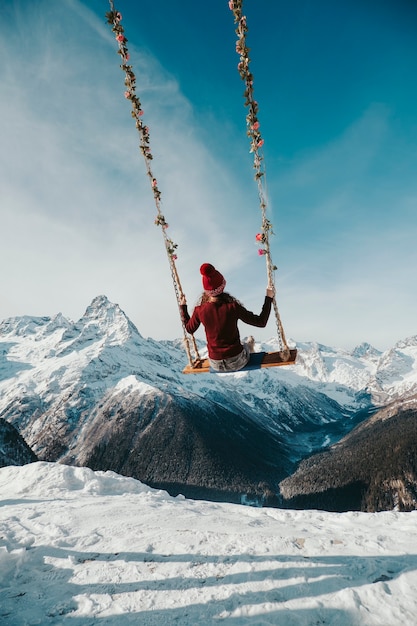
1,0,415,350
0,0,263,341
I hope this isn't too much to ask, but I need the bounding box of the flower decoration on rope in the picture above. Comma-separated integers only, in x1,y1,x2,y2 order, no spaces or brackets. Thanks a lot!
166,239,178,260
255,218,275,259
106,7,178,260
228,1,265,170
229,0,278,271
155,214,169,229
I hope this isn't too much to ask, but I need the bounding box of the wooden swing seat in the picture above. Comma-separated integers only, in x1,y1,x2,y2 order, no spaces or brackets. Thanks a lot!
183,349,297,374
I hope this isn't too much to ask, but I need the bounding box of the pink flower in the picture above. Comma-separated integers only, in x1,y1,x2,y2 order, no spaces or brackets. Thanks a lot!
257,139,264,148
124,91,131,99
228,0,234,9
151,179,158,188
116,34,125,42
252,121,260,130
137,110,144,116
255,233,263,242
258,249,266,256
163,223,169,229
172,254,178,260
115,12,122,21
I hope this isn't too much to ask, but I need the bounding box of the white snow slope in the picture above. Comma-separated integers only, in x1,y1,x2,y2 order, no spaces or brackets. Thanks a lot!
1,462,416,626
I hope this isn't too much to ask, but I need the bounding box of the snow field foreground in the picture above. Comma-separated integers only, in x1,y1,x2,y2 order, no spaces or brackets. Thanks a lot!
0,463,416,625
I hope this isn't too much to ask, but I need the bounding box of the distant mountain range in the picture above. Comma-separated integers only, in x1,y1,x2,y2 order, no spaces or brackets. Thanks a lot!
1,295,416,510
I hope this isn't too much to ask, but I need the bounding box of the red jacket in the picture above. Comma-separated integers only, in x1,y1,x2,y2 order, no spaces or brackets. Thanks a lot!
181,295,272,360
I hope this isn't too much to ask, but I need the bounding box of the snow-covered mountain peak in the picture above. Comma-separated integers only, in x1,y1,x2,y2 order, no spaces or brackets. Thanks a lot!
80,295,141,340
351,342,382,360
0,315,52,338
395,335,417,350
58,296,143,356
369,337,417,399
287,341,374,392
83,295,119,321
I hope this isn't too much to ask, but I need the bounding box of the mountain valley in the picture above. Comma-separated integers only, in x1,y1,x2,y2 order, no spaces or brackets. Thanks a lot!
1,295,416,510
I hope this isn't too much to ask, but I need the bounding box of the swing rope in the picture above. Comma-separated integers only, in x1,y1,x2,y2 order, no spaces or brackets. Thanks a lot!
229,0,290,358
106,3,201,366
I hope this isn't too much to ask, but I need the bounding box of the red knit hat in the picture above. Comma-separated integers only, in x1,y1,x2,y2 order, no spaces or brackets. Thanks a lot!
200,263,226,295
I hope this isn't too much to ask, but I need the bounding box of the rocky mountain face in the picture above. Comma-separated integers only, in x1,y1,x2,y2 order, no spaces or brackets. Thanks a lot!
71,386,292,504
279,396,417,512
0,295,416,507
0,419,37,468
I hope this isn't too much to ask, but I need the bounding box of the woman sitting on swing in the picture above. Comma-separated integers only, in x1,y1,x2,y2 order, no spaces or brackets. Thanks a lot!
180,263,274,372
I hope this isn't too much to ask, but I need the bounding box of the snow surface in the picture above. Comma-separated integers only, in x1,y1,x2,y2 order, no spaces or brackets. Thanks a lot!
1,462,416,625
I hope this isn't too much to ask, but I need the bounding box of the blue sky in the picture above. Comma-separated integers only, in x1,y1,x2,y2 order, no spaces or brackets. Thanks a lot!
1,0,416,350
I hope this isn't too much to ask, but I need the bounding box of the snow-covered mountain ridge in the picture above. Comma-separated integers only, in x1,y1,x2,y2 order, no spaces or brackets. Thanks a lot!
1,295,416,408
1,295,416,501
